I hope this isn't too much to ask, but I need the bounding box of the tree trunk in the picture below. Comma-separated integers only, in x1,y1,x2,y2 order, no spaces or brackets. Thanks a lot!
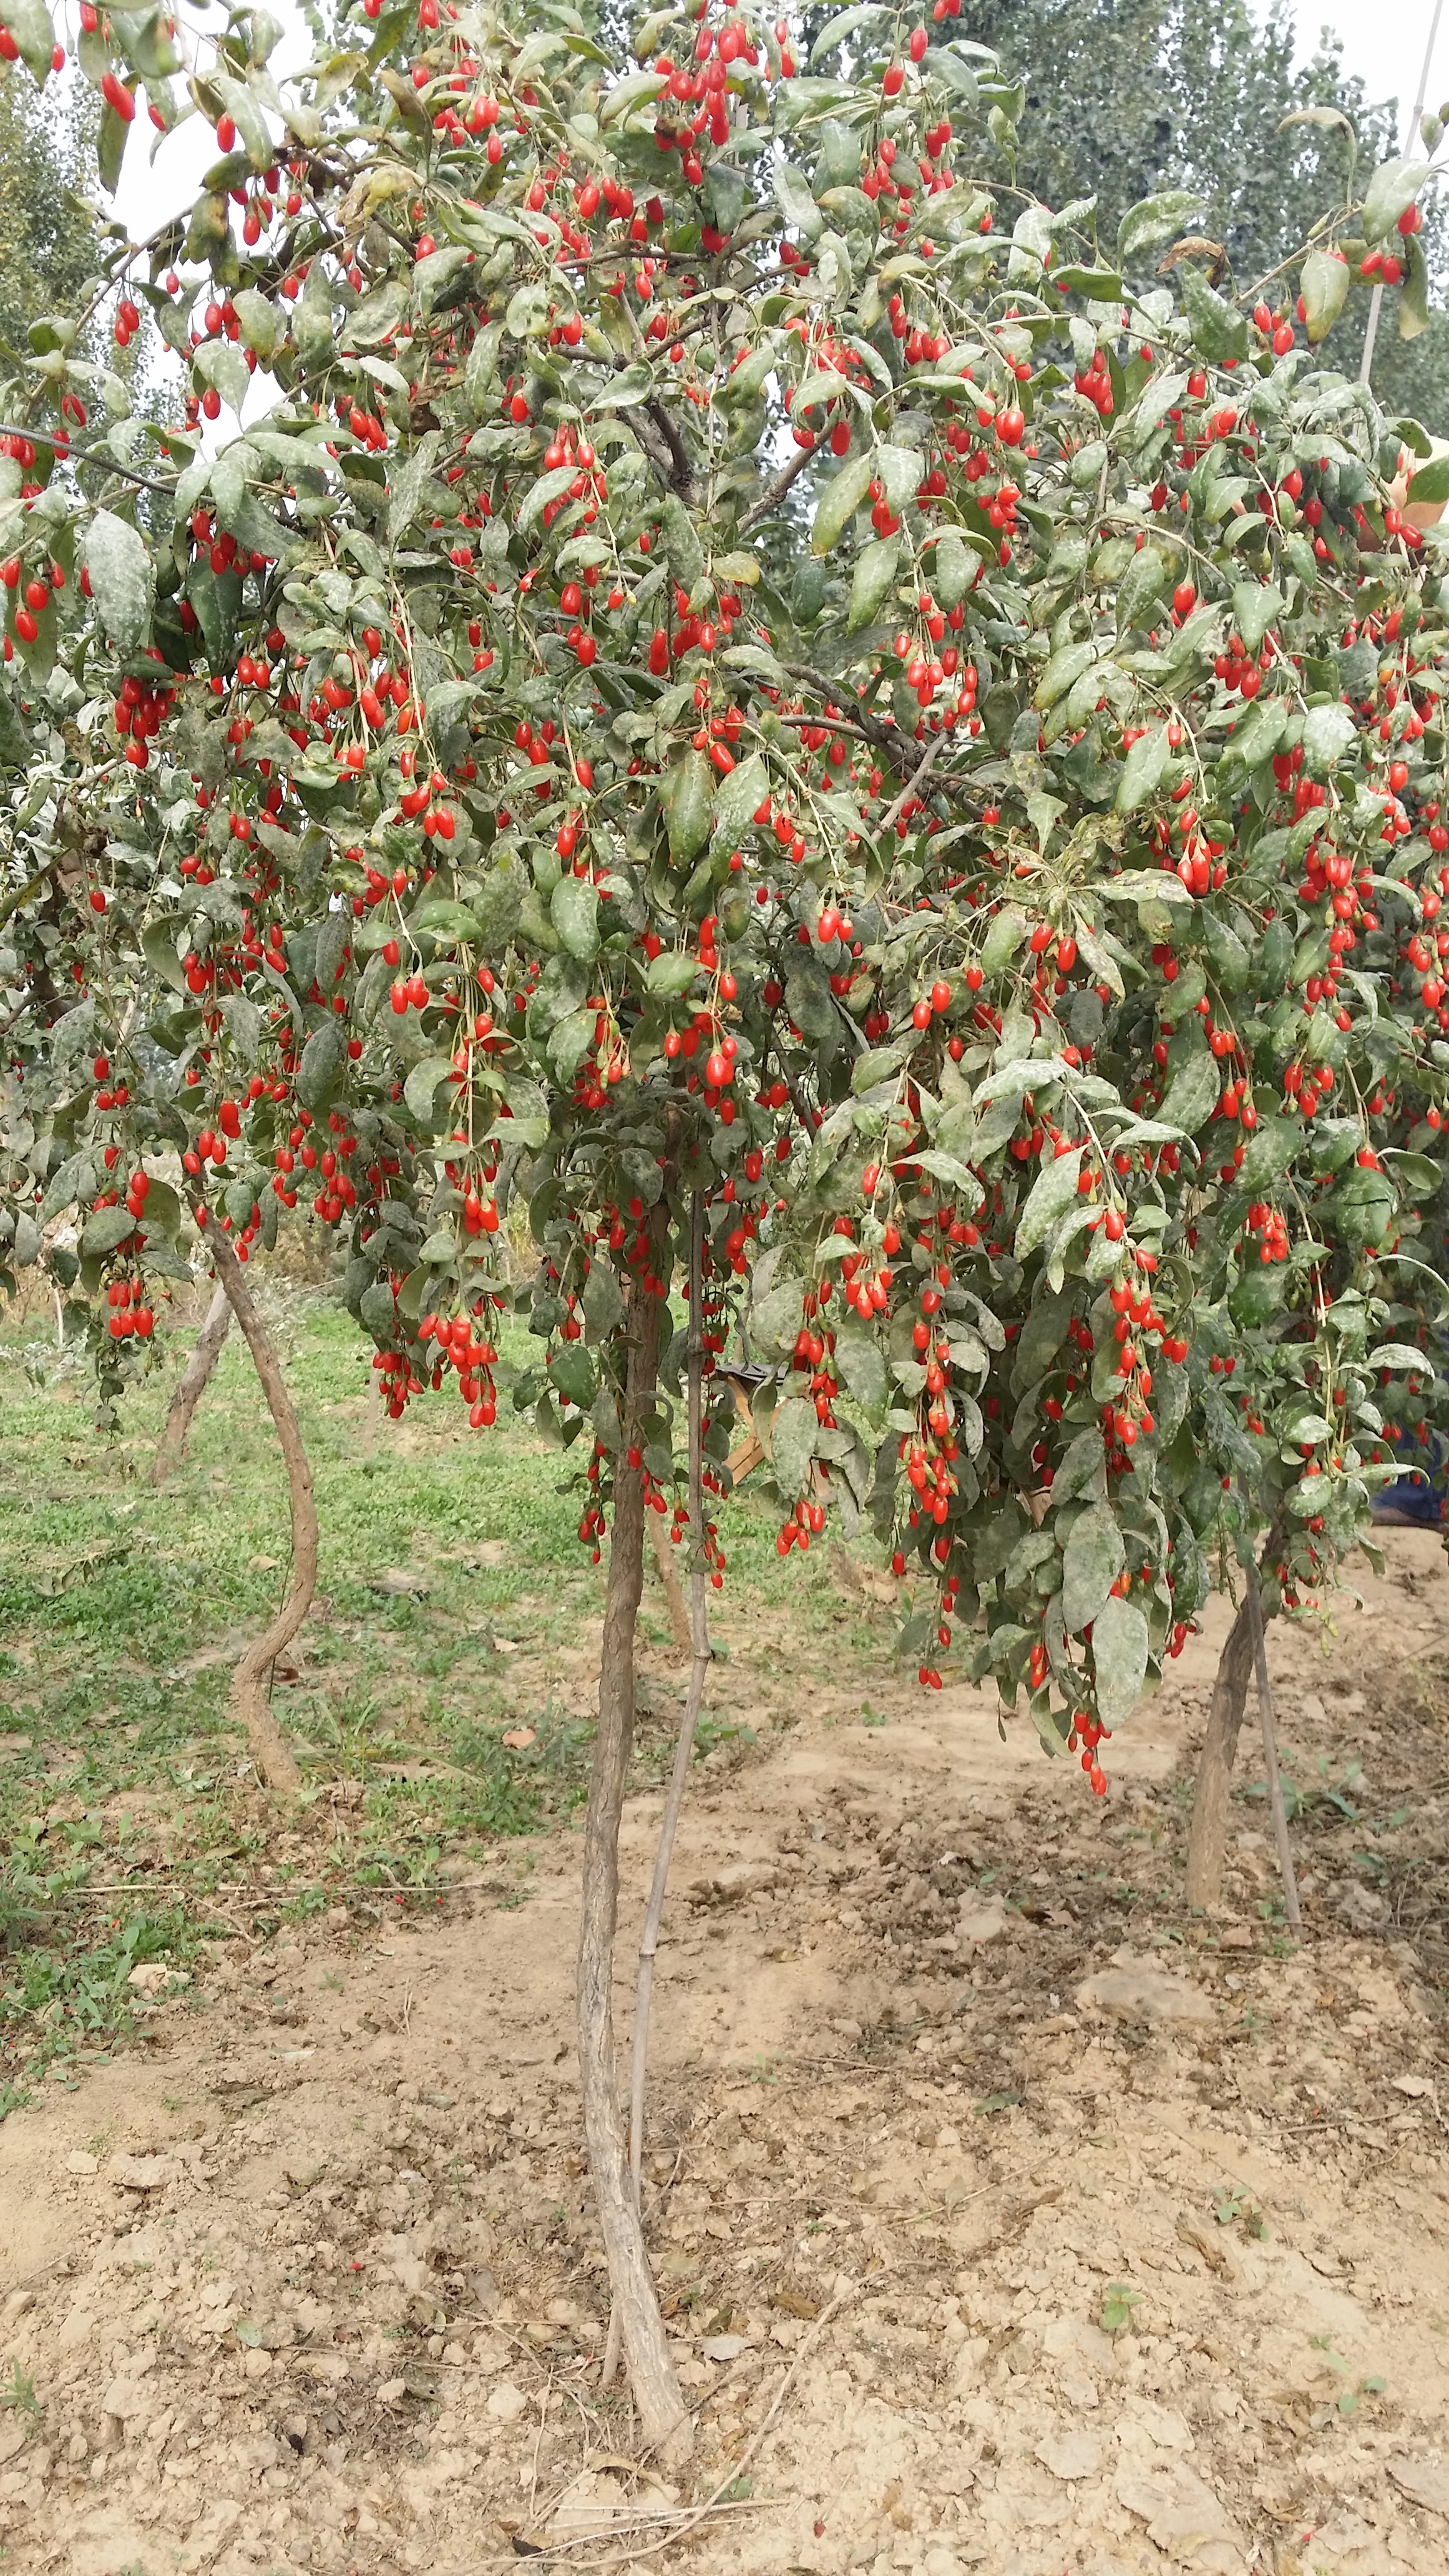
1184,1594,1254,1912
199,1219,310,1795
151,1282,232,1481
577,1252,691,2469
1185,1523,1286,1911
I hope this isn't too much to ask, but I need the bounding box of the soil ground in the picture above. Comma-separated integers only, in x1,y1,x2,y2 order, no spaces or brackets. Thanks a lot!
2,1516,1448,2576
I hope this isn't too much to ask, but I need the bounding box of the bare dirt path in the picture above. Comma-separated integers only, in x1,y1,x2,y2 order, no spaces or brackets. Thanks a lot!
2,1536,1447,2576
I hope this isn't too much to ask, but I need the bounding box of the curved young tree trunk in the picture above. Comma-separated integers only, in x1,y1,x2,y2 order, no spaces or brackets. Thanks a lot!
151,1282,232,1482
1186,1518,1289,1911
577,1252,691,2469
198,1219,310,1795
1184,1591,1256,1913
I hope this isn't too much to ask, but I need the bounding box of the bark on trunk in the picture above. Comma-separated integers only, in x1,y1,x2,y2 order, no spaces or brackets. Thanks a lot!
1186,1521,1287,1911
199,1220,310,1795
1184,1592,1257,1913
151,1282,232,1481
577,1251,691,2468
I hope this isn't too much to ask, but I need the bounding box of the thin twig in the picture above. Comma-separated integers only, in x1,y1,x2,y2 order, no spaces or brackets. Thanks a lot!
0,424,177,497
738,442,814,535
874,728,949,840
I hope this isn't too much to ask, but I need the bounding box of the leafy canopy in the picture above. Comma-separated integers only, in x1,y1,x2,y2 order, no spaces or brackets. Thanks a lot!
1,0,1448,1783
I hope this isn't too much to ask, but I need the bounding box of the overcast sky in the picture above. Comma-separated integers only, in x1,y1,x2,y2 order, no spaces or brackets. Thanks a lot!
1290,0,1445,131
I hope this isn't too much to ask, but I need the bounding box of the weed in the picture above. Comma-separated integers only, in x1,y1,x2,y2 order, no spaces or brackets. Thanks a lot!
1100,2282,1143,2334
0,2366,39,2417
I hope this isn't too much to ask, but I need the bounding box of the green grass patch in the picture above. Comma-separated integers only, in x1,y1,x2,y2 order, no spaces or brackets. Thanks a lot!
0,1281,892,2106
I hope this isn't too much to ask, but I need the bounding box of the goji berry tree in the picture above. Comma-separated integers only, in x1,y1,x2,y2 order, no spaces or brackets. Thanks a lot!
2,0,1448,2455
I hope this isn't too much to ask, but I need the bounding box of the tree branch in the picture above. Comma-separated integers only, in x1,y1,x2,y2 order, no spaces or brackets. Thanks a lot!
874,726,949,838
738,440,813,535
0,426,177,497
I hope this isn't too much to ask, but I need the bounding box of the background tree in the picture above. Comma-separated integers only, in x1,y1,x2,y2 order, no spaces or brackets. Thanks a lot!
959,0,1449,426
0,75,105,359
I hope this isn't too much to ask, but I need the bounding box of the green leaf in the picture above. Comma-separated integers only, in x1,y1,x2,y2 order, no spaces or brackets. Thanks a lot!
1386,1148,1442,1198
517,465,579,532
84,510,152,653
1158,1046,1220,1135
1051,264,1123,299
1117,188,1206,266
549,1006,594,1081
1035,639,1096,710
294,258,334,368
751,1276,804,1355
591,361,655,410
549,1341,595,1407
142,918,188,995
598,67,668,127
812,449,874,555
645,952,700,998
1362,156,1429,245
847,535,899,633
580,1257,624,1340
1300,247,1350,343
1061,1501,1125,1635
810,2,882,64
402,1055,451,1123
1115,723,1170,812
1400,232,1430,342
1300,702,1356,775
774,158,823,241
713,750,769,843
1408,452,1449,507
1179,263,1248,363
770,1393,817,1498
1015,1148,1083,1260
834,1316,887,1421
80,1205,136,1258
1092,1593,1148,1726
233,287,278,361
981,907,1029,975
1116,545,1168,633
934,526,974,610
412,899,483,944
296,1019,346,1113
665,749,713,862
1332,1163,1394,1247
551,875,600,962
0,0,52,79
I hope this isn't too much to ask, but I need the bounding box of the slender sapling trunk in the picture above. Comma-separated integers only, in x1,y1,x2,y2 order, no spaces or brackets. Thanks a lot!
576,1234,691,2467
199,1219,311,1795
1184,1521,1285,1912
151,1281,232,1481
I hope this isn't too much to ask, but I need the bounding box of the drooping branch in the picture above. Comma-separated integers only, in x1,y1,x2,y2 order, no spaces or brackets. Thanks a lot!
738,440,814,534
198,1217,311,1795
152,1281,232,1483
